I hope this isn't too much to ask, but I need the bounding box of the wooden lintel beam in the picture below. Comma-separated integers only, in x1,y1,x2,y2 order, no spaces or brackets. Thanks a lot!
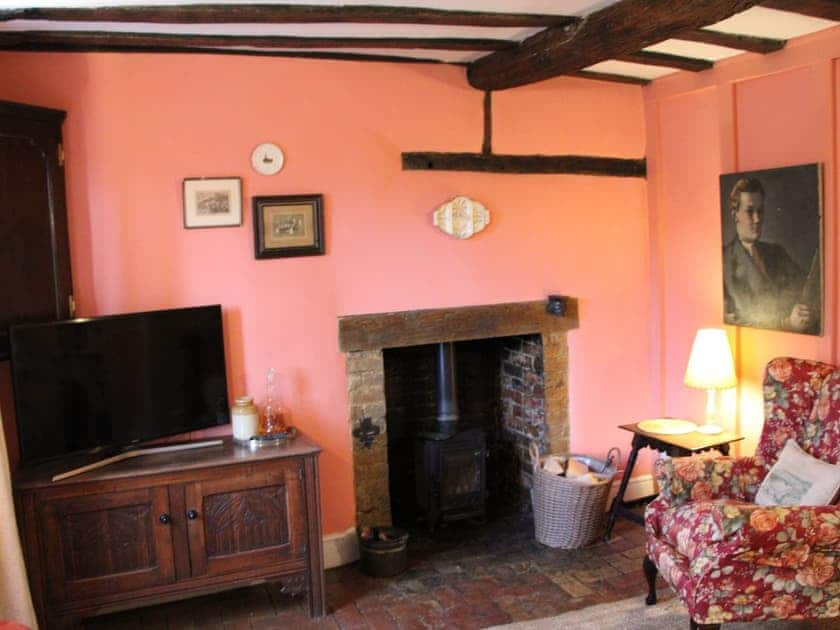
467,0,760,90
678,28,786,53
0,5,579,28
0,31,512,52
338,300,579,353
402,152,646,178
616,50,713,72
761,0,840,21
566,70,650,85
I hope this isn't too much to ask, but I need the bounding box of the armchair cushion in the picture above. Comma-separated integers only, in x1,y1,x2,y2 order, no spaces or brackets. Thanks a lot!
756,439,840,506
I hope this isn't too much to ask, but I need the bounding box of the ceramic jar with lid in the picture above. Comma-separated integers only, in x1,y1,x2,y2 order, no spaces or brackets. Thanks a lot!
231,396,259,442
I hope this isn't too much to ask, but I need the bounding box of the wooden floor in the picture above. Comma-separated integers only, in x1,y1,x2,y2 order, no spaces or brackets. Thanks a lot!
85,515,657,629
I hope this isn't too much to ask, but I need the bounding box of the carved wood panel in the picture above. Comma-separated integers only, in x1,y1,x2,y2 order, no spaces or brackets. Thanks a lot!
185,462,305,577
202,484,290,557
60,502,156,580
38,486,175,604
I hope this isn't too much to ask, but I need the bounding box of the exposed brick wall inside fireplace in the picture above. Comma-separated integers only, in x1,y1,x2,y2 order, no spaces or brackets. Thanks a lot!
500,334,546,505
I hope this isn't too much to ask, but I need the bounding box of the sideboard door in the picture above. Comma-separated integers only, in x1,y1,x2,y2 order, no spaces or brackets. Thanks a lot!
38,486,176,606
185,461,306,577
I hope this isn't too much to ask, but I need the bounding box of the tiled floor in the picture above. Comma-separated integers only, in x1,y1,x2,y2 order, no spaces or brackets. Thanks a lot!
86,515,658,629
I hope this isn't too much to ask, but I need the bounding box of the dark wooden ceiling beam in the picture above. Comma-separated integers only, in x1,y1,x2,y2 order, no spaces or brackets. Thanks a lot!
0,31,512,52
402,152,646,177
761,0,840,21
0,4,579,28
678,28,786,53
467,0,761,90
616,50,713,71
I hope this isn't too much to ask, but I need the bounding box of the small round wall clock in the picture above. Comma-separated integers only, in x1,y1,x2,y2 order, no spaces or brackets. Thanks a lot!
250,142,285,175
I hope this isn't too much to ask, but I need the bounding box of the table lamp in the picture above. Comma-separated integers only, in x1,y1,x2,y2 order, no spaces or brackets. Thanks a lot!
684,328,736,434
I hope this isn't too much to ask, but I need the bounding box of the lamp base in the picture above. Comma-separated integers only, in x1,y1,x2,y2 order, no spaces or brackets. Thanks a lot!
696,424,723,435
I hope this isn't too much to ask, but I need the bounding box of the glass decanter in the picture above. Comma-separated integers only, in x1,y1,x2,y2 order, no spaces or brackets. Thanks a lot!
262,367,286,434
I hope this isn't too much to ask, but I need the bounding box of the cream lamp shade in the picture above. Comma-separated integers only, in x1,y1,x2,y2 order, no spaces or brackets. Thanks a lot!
684,328,736,434
684,328,736,390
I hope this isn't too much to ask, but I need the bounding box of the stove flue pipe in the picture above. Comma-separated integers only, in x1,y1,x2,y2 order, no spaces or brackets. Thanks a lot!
436,342,459,427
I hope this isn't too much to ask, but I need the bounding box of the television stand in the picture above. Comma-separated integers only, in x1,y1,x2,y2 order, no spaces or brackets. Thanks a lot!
14,435,325,628
51,439,224,482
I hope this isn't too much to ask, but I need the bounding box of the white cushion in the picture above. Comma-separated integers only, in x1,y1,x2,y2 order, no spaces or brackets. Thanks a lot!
756,439,840,506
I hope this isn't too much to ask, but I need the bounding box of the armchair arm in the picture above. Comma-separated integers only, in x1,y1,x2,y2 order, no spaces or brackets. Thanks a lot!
654,455,768,507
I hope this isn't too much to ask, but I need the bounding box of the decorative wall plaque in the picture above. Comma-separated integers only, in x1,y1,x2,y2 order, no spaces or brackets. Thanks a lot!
432,196,490,239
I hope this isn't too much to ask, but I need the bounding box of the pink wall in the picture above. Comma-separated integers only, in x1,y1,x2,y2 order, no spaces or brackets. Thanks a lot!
645,27,840,454
0,53,650,533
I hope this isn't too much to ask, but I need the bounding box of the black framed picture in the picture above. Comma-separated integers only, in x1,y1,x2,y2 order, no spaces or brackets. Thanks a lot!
720,163,822,335
253,194,325,259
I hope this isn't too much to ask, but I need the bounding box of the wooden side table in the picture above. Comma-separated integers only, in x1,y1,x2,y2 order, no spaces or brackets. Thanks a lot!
603,422,743,541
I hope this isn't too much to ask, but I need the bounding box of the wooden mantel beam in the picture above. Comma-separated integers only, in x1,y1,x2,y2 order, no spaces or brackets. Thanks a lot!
467,0,761,90
0,5,578,28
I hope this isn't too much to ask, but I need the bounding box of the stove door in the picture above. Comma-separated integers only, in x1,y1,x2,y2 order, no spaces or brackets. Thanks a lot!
440,446,486,514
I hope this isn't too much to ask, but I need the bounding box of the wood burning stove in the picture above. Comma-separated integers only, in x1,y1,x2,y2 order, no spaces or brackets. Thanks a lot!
415,342,487,531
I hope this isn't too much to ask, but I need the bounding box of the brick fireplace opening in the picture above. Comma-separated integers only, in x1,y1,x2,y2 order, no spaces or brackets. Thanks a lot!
338,300,578,528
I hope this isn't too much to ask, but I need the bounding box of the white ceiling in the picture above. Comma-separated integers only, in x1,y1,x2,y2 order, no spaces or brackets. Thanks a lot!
0,2,836,82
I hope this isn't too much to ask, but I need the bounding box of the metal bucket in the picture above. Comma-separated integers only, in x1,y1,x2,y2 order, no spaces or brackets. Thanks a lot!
359,527,409,578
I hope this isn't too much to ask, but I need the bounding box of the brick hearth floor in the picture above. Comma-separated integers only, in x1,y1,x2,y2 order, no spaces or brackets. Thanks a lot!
86,516,661,629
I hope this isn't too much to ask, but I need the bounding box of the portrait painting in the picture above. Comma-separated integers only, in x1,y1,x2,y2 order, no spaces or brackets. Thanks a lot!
720,163,822,335
253,194,324,259
183,177,242,228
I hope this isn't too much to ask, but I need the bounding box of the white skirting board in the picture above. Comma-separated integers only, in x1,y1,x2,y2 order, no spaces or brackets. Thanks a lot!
607,473,656,507
323,526,360,569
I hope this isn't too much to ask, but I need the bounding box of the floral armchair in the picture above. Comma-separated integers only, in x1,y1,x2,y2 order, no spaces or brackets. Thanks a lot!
644,358,840,629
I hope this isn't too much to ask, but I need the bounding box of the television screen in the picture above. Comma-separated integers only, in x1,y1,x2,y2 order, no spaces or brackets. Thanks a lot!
10,305,230,466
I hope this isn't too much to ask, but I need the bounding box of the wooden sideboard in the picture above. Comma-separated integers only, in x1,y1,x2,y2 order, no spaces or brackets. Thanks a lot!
14,436,325,628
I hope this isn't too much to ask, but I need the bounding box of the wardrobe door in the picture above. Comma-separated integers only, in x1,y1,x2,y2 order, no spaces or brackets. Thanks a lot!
0,100,72,359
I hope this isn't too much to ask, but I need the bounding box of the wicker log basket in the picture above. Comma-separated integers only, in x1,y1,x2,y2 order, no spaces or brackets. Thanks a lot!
530,443,619,549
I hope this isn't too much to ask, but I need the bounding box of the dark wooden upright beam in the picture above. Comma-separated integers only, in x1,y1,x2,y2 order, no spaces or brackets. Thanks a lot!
0,4,578,28
678,28,786,53
402,152,646,178
761,0,840,21
482,91,492,155
0,31,513,53
467,0,761,90
616,50,713,72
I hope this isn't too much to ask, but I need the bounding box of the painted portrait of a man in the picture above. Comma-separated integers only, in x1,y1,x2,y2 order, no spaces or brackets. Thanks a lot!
720,164,822,335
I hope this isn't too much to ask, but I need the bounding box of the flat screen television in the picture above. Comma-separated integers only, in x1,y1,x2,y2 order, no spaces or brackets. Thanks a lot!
9,304,230,466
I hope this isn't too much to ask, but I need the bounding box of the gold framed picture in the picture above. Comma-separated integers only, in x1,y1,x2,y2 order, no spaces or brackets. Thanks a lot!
183,177,242,228
253,194,324,259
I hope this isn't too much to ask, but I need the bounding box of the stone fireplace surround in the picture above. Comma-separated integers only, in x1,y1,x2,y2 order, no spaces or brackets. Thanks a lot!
338,299,579,528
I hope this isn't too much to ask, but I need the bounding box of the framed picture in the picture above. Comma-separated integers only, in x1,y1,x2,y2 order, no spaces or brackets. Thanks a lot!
183,177,242,228
720,163,822,335
253,194,324,259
